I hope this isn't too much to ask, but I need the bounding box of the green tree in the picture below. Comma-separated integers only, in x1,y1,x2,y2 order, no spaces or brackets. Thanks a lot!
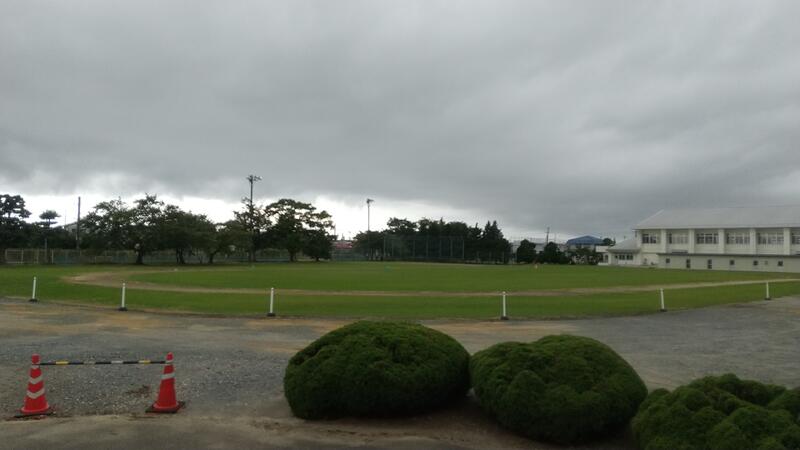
0,194,31,220
207,220,250,264
82,195,168,264
386,218,417,236
234,198,270,262
129,195,167,264
81,198,133,251
38,210,60,227
303,229,333,261
0,194,32,261
539,242,569,264
264,199,334,262
162,206,216,264
516,239,536,264
353,230,385,260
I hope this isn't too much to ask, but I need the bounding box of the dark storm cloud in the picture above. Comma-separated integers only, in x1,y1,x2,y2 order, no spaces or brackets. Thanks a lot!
2,0,799,236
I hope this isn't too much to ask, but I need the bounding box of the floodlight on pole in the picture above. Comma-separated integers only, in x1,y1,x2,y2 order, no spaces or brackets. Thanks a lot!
246,175,262,263
366,198,374,232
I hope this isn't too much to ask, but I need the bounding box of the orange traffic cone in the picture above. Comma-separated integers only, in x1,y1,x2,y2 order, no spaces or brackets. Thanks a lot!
147,352,184,413
18,354,52,417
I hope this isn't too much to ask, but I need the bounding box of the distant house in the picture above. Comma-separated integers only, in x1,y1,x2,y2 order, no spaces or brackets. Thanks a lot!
601,206,800,272
565,235,604,250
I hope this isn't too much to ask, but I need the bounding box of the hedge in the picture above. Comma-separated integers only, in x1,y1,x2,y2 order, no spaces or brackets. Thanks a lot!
283,321,470,419
633,374,800,450
470,335,647,444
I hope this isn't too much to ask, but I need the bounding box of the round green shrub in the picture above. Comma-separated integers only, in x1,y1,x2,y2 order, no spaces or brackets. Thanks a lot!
470,335,647,444
283,321,470,419
633,374,800,450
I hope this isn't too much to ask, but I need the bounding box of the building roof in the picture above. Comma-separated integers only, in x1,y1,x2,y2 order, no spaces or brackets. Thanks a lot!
606,238,639,253
636,206,800,230
565,235,604,246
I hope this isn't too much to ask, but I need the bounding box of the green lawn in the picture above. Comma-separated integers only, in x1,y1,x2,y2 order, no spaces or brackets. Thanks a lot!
130,262,795,292
0,263,798,319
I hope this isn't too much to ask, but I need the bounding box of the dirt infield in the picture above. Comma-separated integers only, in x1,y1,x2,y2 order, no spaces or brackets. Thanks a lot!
2,296,799,449
64,269,800,297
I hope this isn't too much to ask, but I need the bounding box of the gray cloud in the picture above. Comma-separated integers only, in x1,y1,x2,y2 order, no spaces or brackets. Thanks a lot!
2,0,799,237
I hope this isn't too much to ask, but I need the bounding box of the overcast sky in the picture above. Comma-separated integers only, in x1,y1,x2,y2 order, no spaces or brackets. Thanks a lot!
2,0,799,240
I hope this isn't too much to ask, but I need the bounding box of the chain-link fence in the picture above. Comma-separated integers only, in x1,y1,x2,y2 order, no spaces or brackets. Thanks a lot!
2,248,296,265
382,235,466,262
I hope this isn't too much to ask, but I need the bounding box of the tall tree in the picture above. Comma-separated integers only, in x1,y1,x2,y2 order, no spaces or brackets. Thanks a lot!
38,210,60,228
264,199,334,262
206,220,250,264
0,194,32,260
386,218,417,236
81,198,132,251
353,230,385,260
162,206,216,264
234,198,270,262
516,239,537,264
129,195,167,264
0,194,31,220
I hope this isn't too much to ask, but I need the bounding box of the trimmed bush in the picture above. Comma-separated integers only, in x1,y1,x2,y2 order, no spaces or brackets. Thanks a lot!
284,321,470,419
470,335,647,444
633,374,800,450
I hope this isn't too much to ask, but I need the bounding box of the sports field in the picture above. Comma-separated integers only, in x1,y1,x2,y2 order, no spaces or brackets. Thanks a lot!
1,262,798,319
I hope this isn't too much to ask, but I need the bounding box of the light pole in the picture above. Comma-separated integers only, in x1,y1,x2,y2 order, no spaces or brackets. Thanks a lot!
366,198,374,232
246,175,262,263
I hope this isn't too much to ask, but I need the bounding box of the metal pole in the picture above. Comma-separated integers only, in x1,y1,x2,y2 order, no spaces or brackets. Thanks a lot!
267,287,276,317
76,196,81,251
659,288,666,312
500,291,509,320
119,283,128,311
765,282,771,300
29,276,38,302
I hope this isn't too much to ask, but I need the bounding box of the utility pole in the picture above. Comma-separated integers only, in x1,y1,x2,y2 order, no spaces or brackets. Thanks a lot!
246,175,262,262
76,196,81,251
545,226,550,244
366,198,374,232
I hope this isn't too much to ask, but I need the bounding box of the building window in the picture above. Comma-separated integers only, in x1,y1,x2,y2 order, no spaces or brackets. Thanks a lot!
792,233,800,245
707,259,712,269
668,233,688,244
757,232,784,245
686,259,691,269
726,232,750,245
642,233,659,244
730,259,735,266
778,261,784,267
753,260,759,266
665,258,671,265
696,233,718,245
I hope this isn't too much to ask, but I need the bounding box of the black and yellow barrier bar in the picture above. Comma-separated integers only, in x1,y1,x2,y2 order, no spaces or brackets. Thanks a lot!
40,359,166,366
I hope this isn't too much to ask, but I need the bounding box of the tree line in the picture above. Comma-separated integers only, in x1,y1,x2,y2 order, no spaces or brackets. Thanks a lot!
353,217,513,263
0,193,334,264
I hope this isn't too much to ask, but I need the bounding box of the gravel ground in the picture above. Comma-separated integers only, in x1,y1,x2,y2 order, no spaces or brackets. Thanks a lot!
1,296,799,449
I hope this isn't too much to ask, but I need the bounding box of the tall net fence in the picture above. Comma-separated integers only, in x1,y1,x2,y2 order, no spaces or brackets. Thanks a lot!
382,235,466,262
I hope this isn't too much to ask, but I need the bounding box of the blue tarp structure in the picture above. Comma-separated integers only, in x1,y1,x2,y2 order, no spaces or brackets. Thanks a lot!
565,235,604,246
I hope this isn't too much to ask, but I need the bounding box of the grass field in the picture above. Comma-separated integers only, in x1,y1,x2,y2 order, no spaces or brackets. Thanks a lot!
0,262,798,319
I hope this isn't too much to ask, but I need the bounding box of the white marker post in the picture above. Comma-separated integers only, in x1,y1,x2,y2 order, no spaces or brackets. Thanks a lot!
29,276,38,302
500,291,509,321
267,287,276,317
119,283,128,311
765,282,771,301
659,289,666,312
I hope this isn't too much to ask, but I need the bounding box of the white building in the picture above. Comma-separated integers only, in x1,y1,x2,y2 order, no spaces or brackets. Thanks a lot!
602,206,800,272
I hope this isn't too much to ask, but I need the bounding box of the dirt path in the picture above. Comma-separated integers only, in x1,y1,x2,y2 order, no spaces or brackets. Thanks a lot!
64,269,800,297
